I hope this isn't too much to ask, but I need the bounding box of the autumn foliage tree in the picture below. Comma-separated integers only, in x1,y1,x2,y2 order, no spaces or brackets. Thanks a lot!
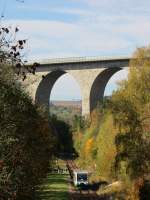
111,47,150,200
73,46,150,200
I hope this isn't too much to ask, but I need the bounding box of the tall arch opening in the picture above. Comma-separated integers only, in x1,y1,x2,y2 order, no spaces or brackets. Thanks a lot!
104,68,128,96
90,67,128,113
35,70,82,121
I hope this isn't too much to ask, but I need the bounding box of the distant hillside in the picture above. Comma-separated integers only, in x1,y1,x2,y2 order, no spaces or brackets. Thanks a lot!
50,100,82,125
51,100,82,108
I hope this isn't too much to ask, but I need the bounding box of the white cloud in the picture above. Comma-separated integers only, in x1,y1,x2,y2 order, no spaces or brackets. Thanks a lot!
4,13,150,61
4,0,150,61
3,0,150,99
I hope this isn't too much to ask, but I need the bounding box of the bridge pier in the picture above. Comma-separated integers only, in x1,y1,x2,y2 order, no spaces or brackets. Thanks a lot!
68,69,104,115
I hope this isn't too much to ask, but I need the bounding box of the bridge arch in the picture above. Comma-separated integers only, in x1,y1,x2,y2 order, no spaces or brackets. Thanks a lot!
35,70,82,115
90,67,122,113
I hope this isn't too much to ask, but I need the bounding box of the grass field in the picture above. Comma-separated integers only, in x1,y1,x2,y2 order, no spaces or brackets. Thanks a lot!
36,173,69,200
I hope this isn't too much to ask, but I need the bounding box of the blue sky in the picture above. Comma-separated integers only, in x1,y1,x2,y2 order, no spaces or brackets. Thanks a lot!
1,0,150,100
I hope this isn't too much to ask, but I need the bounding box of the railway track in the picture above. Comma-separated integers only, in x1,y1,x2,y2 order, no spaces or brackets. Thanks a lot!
70,188,104,200
66,160,78,179
70,190,109,200
66,160,78,170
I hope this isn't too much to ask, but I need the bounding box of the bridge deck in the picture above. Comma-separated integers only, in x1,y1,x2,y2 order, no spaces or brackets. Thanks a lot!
28,56,130,66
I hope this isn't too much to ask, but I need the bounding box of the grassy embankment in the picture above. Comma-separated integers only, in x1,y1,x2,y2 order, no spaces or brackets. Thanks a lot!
36,160,69,200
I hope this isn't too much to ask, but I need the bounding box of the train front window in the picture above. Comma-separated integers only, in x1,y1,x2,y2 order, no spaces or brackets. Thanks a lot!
77,173,87,181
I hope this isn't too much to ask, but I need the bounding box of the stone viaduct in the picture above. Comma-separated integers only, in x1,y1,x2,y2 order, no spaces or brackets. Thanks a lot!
27,56,130,116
